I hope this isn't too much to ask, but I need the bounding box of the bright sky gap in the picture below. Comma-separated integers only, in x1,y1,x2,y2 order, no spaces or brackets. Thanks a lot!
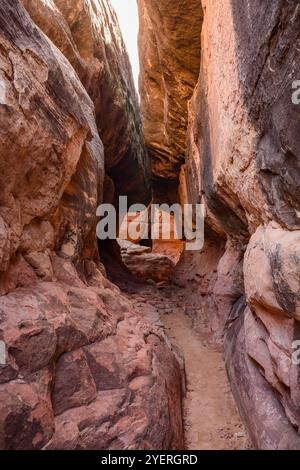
110,0,140,93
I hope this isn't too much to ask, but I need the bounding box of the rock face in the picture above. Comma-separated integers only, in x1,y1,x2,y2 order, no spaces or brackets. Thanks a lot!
3,0,300,451
22,0,151,205
0,0,184,450
137,0,203,191
119,240,176,283
194,0,300,449
0,0,104,291
139,0,300,450
0,260,184,450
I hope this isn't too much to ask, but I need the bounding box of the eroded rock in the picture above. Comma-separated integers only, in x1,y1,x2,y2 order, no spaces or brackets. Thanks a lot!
0,0,183,451
137,0,203,189
139,0,300,449
22,0,151,205
120,240,175,283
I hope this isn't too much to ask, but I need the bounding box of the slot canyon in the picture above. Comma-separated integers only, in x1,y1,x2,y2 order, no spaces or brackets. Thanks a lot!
0,0,300,451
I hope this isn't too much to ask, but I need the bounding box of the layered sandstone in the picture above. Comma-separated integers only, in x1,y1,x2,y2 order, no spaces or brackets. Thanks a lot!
137,0,203,189
22,0,151,205
0,0,184,450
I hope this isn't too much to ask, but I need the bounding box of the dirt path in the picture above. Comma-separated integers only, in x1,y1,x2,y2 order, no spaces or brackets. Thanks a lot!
108,262,250,450
163,309,250,450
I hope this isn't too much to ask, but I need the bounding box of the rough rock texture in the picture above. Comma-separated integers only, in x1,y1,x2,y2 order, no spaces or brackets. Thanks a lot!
0,0,184,450
119,240,176,283
139,0,300,450
0,0,104,292
137,0,203,189
193,0,300,448
22,0,151,205
0,257,184,450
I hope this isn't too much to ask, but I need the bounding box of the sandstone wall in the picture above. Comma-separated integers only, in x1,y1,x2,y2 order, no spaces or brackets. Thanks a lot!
0,0,184,450
195,0,300,448
22,0,151,205
137,0,203,194
139,0,300,449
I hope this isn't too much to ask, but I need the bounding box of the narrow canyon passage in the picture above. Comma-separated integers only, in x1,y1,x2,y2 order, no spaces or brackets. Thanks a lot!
108,258,250,450
163,311,250,450
1,0,300,452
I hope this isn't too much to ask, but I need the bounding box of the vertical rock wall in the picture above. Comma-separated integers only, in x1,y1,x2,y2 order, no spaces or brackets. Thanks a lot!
195,0,300,449
139,0,300,449
137,0,203,197
22,0,151,205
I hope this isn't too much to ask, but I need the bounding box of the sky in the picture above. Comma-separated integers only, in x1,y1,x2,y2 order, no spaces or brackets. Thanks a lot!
110,0,140,92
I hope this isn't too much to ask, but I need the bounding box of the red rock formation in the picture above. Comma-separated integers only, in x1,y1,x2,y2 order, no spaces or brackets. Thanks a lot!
0,0,184,450
137,0,203,193
139,0,300,450
119,240,176,283
3,0,300,451
22,0,151,205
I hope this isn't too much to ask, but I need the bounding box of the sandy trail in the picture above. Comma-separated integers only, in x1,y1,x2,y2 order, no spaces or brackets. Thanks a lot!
108,261,250,450
162,309,250,450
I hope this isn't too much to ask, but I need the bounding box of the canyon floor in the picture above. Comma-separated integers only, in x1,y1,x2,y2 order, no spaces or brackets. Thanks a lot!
163,311,250,450
110,263,251,450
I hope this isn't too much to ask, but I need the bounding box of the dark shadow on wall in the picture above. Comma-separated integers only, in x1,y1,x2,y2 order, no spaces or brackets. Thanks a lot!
231,0,300,230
